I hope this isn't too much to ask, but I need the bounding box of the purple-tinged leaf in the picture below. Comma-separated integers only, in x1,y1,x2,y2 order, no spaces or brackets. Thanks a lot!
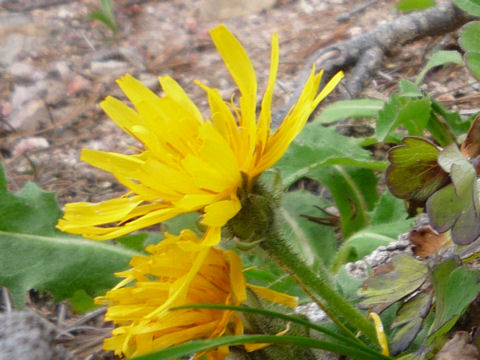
427,144,480,245
386,137,449,202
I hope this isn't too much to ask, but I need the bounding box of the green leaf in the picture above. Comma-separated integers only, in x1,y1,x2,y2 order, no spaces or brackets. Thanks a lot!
415,50,463,85
431,100,470,137
395,347,430,360
398,80,422,97
133,334,390,360
386,137,448,201
315,99,384,123
116,233,158,252
89,11,118,33
376,96,432,141
240,247,312,302
333,219,414,269
280,190,337,267
69,289,100,313
453,0,480,16
370,189,410,225
175,303,375,350
160,212,201,237
89,0,118,34
0,165,61,236
335,267,366,304
428,259,480,342
427,144,480,245
460,21,480,52
308,165,379,238
465,51,480,81
242,266,309,303
390,292,432,354
427,100,469,146
358,254,429,311
0,231,139,308
427,113,456,147
0,163,140,308
397,0,436,12
331,189,414,270
459,21,480,80
276,123,375,186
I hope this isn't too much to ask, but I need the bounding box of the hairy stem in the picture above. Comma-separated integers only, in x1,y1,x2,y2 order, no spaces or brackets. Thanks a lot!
261,230,378,345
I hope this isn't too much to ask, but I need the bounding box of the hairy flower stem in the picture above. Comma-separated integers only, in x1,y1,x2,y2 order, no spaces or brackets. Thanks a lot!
261,230,379,346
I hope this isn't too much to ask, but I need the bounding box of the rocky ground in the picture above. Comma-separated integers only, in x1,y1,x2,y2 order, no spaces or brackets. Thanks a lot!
1,0,480,359
4,0,475,205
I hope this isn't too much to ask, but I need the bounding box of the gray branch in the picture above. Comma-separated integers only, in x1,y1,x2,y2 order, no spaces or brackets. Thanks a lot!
275,1,474,126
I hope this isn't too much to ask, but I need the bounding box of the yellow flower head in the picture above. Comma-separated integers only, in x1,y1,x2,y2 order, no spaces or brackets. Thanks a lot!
96,229,297,359
57,25,343,244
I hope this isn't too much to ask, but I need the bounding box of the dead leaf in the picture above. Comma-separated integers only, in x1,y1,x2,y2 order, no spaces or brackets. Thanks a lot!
461,114,480,159
433,331,480,360
409,226,449,258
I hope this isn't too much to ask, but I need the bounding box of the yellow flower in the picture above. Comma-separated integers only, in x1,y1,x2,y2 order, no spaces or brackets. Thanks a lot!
95,229,298,359
57,24,343,244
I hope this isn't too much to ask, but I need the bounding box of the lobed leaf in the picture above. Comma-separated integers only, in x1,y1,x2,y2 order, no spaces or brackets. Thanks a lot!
0,163,139,308
358,254,428,312
0,231,139,308
386,137,448,202
376,95,431,142
427,144,480,245
428,259,480,342
0,165,61,236
275,122,375,186
430,100,471,138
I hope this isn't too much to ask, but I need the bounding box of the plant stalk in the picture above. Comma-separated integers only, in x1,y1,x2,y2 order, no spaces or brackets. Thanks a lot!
261,229,379,345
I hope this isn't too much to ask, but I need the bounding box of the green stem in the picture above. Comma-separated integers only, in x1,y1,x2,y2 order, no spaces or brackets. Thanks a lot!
261,230,378,345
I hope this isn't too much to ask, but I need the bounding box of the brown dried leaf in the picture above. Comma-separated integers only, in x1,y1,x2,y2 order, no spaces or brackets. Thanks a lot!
433,331,480,360
461,114,480,159
409,225,449,258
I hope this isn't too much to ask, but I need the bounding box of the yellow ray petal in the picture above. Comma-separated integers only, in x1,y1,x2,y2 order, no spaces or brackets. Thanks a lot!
198,122,241,186
196,82,240,153
159,75,203,124
116,74,160,109
209,25,257,119
58,196,143,227
256,33,279,155
247,284,298,307
226,250,247,303
182,154,235,192
100,96,143,138
145,247,210,318
209,25,257,158
81,149,144,177
201,199,242,227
